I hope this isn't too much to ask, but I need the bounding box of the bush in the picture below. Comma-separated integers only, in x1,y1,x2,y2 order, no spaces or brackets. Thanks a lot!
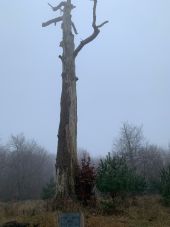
96,153,146,201
41,178,56,200
75,154,96,205
160,166,170,206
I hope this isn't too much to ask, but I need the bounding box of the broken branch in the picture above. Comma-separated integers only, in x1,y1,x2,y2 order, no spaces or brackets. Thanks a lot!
58,55,63,62
71,22,78,35
48,2,66,12
42,17,63,27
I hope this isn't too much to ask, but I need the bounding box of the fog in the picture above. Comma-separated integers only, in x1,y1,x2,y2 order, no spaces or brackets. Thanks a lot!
0,0,170,156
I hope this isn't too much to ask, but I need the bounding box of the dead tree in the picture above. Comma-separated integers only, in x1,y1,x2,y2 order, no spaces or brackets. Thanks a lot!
42,0,108,199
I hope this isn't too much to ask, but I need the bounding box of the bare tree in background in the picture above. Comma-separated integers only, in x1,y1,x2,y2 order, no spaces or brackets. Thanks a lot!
113,122,144,169
113,123,165,191
42,0,108,198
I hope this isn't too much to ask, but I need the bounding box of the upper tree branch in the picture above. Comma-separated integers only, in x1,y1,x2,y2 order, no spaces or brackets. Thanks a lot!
92,0,97,28
48,2,66,11
42,17,63,27
74,0,108,58
48,1,76,11
97,21,109,28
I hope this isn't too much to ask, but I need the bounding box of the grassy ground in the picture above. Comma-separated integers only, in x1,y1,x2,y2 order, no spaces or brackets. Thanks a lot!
0,196,170,227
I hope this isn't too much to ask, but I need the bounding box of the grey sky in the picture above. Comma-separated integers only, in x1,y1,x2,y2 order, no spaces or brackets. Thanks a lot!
0,0,170,156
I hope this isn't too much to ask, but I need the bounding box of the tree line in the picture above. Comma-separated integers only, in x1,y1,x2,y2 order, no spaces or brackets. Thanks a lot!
0,134,55,201
0,123,170,206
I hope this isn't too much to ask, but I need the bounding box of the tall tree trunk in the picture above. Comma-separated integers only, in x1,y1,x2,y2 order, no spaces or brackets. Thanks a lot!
56,1,78,198
42,0,108,199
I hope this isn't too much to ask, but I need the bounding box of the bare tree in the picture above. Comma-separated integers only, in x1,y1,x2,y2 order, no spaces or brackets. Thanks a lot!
114,122,144,169
42,0,108,198
113,124,164,191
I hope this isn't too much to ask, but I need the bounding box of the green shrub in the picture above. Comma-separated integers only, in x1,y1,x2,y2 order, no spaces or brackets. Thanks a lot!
96,153,146,201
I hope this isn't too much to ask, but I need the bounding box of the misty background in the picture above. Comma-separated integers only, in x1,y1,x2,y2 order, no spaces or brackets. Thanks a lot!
0,0,170,156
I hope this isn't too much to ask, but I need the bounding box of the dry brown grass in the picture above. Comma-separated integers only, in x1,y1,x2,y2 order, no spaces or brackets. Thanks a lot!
1,196,170,227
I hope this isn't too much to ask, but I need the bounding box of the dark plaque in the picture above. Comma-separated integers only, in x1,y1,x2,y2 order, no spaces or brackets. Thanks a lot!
59,213,84,227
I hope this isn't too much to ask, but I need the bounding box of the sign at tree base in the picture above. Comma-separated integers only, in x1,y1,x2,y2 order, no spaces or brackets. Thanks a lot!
59,213,84,227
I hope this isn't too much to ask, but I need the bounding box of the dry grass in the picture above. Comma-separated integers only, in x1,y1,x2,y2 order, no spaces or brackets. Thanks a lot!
0,196,170,227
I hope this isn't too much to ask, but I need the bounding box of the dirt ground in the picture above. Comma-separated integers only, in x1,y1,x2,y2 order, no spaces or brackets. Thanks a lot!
0,196,170,227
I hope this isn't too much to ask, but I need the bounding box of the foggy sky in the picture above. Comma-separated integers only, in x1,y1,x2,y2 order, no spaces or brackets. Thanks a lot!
0,0,170,156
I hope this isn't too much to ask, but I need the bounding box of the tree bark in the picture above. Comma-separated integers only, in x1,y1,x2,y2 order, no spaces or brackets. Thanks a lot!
55,1,78,198
42,0,108,199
